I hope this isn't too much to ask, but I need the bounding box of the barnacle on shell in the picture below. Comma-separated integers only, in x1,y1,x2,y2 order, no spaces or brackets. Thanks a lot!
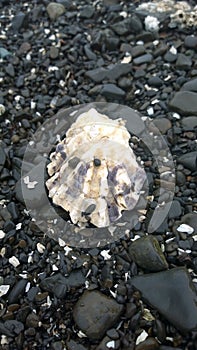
46,108,146,228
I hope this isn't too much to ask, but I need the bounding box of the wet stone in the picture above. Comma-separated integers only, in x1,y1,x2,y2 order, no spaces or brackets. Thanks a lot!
133,54,153,65
181,78,197,92
136,337,159,350
168,200,182,219
130,267,197,332
181,116,197,130
46,2,65,20
169,91,197,116
73,290,123,339
164,51,177,63
128,235,168,272
153,118,172,134
176,53,192,70
177,151,197,172
100,84,125,99
184,35,197,49
66,339,87,350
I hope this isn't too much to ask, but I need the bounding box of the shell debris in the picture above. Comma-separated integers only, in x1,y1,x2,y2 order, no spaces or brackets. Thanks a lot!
46,108,146,228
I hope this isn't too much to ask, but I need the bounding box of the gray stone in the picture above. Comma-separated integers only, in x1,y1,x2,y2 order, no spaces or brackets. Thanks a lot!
181,78,197,92
111,16,142,36
128,235,168,272
169,91,197,116
73,290,123,339
133,54,153,65
66,339,87,350
46,2,65,20
168,200,182,219
181,116,197,130
180,212,197,232
148,76,163,88
177,151,197,171
80,5,94,19
153,118,172,134
130,267,197,332
184,35,197,49
101,84,125,99
176,53,192,70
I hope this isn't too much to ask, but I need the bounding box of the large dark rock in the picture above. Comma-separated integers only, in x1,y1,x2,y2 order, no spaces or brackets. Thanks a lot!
177,151,197,172
169,91,197,116
73,290,123,339
130,267,197,332
100,84,125,99
181,78,197,92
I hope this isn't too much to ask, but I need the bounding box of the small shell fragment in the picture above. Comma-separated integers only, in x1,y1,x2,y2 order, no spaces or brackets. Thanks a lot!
46,108,146,228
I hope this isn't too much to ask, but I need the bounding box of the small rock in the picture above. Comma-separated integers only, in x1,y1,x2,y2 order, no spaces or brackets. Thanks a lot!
0,47,11,59
101,84,125,99
184,35,197,49
66,339,87,350
164,51,177,63
128,235,168,272
136,337,159,350
85,68,107,83
17,42,31,55
133,54,153,65
50,46,59,59
169,91,197,116
181,116,197,130
46,2,65,20
0,320,24,337
131,45,146,58
153,118,172,134
176,53,192,70
84,44,97,60
8,279,28,304
177,151,197,171
180,213,197,232
148,76,163,88
168,200,182,219
0,145,6,172
73,290,123,339
12,11,26,31
181,78,197,92
111,16,142,36
80,5,94,19
130,267,197,332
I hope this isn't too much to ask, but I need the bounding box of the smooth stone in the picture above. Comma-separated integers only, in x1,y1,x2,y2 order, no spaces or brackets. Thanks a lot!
128,235,168,272
0,146,6,171
177,151,197,171
111,16,142,36
169,91,197,116
5,63,15,77
101,84,125,99
118,77,132,89
50,46,59,59
180,213,197,232
176,171,186,186
80,5,94,19
181,78,197,92
136,337,159,350
130,267,197,332
181,116,197,130
168,200,182,219
106,63,132,80
46,2,65,20
16,75,25,88
8,279,28,304
84,44,97,60
73,290,123,339
0,320,24,337
153,118,172,134
160,347,182,350
85,68,107,83
131,45,145,58
66,339,87,350
12,11,26,31
40,270,85,298
164,51,177,63
148,76,163,88
133,54,153,65
0,47,12,59
176,53,192,70
184,35,197,49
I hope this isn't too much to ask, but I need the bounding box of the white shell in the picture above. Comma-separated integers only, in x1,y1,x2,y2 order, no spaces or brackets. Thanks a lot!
46,108,146,228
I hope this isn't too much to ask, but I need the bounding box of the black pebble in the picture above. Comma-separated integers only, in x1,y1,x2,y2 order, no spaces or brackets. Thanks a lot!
94,158,101,166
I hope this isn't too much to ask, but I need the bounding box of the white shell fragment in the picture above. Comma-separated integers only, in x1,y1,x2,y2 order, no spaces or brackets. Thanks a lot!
177,224,194,234
46,108,146,228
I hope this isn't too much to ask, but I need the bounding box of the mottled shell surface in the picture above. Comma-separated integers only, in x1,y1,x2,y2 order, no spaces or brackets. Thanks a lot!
46,108,146,228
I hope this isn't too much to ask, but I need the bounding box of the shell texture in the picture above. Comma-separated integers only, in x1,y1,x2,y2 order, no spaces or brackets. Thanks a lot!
46,108,146,228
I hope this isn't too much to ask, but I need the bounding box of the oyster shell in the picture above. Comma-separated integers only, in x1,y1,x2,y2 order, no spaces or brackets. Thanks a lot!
46,108,146,228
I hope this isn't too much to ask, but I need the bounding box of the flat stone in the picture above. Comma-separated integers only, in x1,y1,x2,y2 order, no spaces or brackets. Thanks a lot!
12,11,26,31
40,270,85,298
73,290,123,339
0,320,24,337
148,76,163,88
176,53,192,70
130,267,197,332
181,78,197,92
177,151,197,171
46,2,65,20
169,91,197,116
131,45,145,58
164,51,177,63
133,54,153,65
101,84,125,99
111,16,142,36
128,235,168,272
50,46,59,59
85,68,107,83
80,5,94,19
106,63,132,80
153,118,172,134
184,35,197,49
168,200,182,219
181,116,197,130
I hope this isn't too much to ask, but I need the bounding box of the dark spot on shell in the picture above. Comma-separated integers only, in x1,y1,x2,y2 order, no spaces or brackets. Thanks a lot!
94,158,101,167
108,203,120,222
68,157,80,169
84,204,96,215
56,144,64,153
60,151,67,160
